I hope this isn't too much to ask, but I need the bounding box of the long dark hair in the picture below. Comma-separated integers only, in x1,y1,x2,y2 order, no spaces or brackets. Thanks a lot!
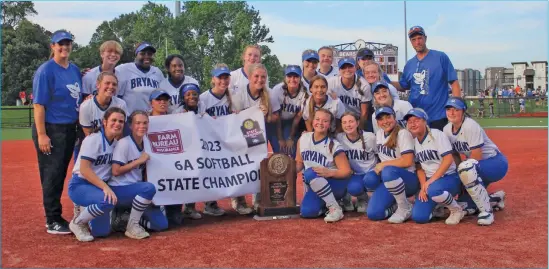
92,107,126,133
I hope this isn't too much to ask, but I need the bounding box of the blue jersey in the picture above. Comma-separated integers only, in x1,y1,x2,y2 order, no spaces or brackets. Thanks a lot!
33,59,82,124
399,50,457,122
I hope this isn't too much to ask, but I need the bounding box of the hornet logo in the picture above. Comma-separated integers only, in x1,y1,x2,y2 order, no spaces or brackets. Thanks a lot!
67,82,81,110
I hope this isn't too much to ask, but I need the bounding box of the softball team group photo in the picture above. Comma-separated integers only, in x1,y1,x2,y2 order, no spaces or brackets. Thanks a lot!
33,25,508,243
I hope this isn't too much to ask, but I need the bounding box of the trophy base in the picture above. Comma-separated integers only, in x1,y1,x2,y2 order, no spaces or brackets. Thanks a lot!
253,206,301,221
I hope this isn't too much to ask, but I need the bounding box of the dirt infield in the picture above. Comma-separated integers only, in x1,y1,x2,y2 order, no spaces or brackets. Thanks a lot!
2,129,547,268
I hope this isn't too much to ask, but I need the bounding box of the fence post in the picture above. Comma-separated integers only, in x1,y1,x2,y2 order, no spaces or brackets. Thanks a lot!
28,107,32,127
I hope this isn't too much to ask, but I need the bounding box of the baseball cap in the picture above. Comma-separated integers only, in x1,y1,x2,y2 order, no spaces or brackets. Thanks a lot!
356,48,374,59
408,26,426,38
375,106,396,120
149,89,170,101
302,51,320,62
372,81,389,94
338,57,356,69
445,97,467,110
181,83,200,95
284,65,302,77
51,30,73,44
404,108,428,121
135,42,157,55
211,66,231,77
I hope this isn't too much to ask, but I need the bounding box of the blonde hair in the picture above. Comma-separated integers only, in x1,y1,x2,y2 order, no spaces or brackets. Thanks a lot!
96,71,118,84
241,44,261,65
247,63,272,122
317,46,334,56
380,112,401,149
210,63,233,113
342,112,366,150
364,61,384,81
99,40,123,55
314,108,336,154
307,75,329,123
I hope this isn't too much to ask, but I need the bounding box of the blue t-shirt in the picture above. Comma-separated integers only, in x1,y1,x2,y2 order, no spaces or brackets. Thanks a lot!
399,49,457,122
33,59,82,124
356,69,392,83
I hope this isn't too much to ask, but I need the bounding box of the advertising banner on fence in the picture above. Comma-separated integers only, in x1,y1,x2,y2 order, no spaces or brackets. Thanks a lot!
144,107,268,205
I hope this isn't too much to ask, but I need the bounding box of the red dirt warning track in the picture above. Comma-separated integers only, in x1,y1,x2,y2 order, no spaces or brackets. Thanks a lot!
2,129,547,268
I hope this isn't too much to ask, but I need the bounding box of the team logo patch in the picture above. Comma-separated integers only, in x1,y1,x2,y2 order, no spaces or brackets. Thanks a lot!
240,119,266,147
147,130,184,154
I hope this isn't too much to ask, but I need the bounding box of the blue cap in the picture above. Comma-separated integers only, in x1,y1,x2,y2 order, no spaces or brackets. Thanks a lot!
375,106,396,119
372,81,389,94
181,83,200,95
149,89,170,101
302,51,319,62
408,26,426,38
135,42,156,55
211,66,231,77
284,65,302,77
51,30,73,44
404,108,428,122
445,97,467,110
338,57,356,69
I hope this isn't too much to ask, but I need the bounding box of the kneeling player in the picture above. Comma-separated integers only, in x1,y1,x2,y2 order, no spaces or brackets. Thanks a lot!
296,108,352,223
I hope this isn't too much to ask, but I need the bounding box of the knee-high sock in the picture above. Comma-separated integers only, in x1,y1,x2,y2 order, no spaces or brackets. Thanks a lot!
75,204,103,224
129,195,151,222
309,177,338,207
432,191,460,210
384,178,410,208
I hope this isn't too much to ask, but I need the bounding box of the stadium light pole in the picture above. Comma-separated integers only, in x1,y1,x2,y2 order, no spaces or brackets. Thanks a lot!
404,1,408,62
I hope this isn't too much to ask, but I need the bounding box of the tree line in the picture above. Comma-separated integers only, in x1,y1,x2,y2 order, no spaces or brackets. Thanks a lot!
1,1,285,105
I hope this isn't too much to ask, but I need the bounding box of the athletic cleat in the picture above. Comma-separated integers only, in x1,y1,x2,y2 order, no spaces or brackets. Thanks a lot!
47,221,72,235
203,201,225,216
477,211,494,226
125,219,150,240
490,190,506,211
356,193,369,213
111,207,130,232
324,205,344,223
388,205,412,224
69,220,94,242
341,193,355,212
445,207,466,225
231,197,253,215
183,204,203,220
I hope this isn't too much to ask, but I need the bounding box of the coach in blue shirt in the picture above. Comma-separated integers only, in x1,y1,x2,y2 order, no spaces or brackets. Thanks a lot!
32,30,82,235
392,26,461,130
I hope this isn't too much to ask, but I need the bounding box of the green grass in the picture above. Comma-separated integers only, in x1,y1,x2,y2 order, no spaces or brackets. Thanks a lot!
1,128,32,141
1,106,34,128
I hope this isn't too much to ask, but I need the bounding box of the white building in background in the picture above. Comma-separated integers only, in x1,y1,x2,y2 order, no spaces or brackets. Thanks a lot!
531,61,547,91
511,62,528,90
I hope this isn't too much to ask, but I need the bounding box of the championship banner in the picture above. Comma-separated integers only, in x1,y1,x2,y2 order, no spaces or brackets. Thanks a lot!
144,107,268,205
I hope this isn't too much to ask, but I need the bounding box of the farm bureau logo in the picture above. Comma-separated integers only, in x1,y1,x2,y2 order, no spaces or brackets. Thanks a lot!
240,119,266,148
147,130,184,154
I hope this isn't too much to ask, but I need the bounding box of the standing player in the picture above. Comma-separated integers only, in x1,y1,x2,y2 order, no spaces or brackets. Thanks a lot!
79,71,128,135
109,110,168,238
116,42,164,113
317,46,338,78
81,41,123,97
355,48,392,83
327,57,372,130
337,112,377,213
32,30,82,234
391,26,461,130
159,54,199,113
357,106,419,223
404,108,465,225
302,75,345,132
270,65,308,157
370,81,412,133
230,44,269,95
301,49,320,93
296,108,352,223
232,63,280,213
67,107,125,242
443,97,507,225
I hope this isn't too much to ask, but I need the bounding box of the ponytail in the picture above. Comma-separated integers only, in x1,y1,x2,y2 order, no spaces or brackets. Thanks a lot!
384,123,402,149
355,74,364,96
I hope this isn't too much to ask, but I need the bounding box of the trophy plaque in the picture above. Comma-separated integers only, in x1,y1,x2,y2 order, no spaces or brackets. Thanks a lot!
253,153,301,221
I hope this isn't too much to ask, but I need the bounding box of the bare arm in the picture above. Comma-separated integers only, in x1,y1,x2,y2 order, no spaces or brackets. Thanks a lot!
112,152,149,177
452,151,463,167
359,103,368,130
80,160,110,190
416,163,427,186
427,154,454,183
379,153,414,169
331,152,353,179
450,80,461,97
82,127,93,137
390,81,407,92
468,148,483,161
295,139,304,172
33,104,51,154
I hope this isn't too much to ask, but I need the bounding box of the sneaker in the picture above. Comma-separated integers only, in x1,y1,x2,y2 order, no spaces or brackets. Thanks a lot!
125,219,150,240
47,221,72,235
459,202,479,216
341,193,355,212
183,204,202,220
356,194,369,213
445,207,466,225
324,205,344,223
252,193,261,212
477,211,494,226
490,190,506,211
388,204,412,224
69,220,94,242
203,201,225,216
111,207,130,232
231,197,253,215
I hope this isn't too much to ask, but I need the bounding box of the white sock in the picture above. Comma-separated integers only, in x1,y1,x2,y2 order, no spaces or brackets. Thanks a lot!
432,191,460,210
309,177,338,207
384,178,410,209
129,195,151,222
75,204,103,224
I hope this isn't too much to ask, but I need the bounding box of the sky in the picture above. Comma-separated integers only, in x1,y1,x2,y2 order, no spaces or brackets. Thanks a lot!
28,1,548,72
